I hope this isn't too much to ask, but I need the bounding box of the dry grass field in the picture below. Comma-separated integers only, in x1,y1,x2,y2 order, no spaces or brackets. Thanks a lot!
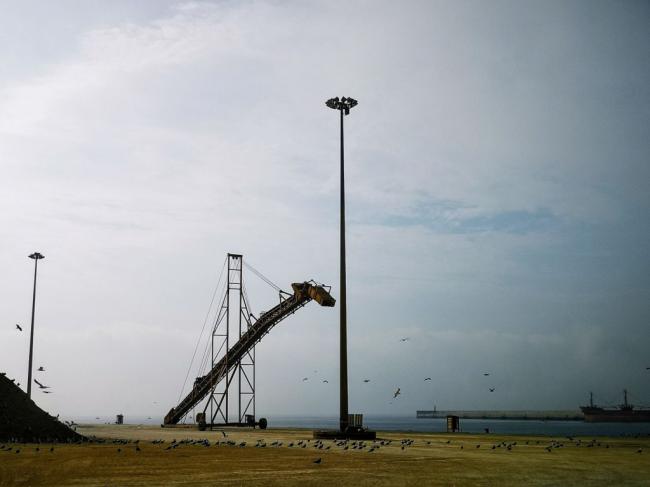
1,424,649,486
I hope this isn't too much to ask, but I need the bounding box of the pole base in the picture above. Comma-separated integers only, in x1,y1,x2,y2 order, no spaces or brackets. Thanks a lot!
313,428,377,440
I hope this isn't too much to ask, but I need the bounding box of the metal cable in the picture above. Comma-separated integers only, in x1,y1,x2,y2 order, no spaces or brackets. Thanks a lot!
243,261,282,292
176,256,227,403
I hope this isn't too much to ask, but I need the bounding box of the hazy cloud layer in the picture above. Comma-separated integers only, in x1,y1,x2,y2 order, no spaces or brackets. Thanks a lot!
1,0,648,420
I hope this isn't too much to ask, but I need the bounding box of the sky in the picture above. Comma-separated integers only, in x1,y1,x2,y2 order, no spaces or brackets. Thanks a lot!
0,0,648,422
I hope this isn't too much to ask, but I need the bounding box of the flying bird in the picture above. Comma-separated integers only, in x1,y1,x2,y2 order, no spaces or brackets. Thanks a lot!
393,388,401,398
424,377,432,381
42,390,52,394
489,388,495,392
302,377,309,382
15,324,22,331
400,338,409,342
37,367,45,372
363,379,370,383
483,373,490,376
34,379,50,389
322,380,328,383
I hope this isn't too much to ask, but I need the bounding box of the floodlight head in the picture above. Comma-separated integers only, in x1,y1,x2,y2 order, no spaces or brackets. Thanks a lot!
325,96,358,114
28,252,44,260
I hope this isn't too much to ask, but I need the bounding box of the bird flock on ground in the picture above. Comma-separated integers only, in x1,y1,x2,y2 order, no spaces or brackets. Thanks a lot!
1,433,646,464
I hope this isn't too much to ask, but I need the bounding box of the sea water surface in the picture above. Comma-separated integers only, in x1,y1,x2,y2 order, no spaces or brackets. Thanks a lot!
98,415,650,437
266,415,650,437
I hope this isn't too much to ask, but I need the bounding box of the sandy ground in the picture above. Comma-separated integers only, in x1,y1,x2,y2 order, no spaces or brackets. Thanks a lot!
1,424,649,486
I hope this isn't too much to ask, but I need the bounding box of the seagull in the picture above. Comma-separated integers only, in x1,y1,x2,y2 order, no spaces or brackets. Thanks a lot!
37,367,45,372
489,388,495,392
34,379,50,389
424,377,432,381
393,388,401,398
15,324,22,331
322,380,328,383
363,379,370,383
400,338,409,342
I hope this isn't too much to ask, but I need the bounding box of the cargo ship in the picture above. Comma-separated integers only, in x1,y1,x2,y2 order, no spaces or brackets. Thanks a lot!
581,390,650,422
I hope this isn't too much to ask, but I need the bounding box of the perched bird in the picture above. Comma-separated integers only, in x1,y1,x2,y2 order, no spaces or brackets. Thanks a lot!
221,431,227,438
363,379,370,383
313,457,322,464
37,366,45,372
489,388,495,392
424,377,432,381
322,380,328,383
16,324,23,331
393,388,401,398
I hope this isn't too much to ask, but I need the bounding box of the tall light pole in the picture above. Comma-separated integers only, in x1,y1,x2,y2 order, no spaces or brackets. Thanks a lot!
27,252,44,399
325,96,358,432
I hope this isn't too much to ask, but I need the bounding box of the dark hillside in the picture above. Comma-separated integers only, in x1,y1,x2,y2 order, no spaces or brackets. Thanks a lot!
0,373,83,442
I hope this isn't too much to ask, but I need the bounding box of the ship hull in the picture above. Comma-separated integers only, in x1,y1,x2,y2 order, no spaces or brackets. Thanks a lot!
581,407,650,423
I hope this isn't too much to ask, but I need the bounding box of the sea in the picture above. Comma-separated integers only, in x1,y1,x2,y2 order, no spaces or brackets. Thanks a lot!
83,415,650,437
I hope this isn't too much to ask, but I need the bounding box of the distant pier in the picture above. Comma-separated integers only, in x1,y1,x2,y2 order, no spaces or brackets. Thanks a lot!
416,410,584,421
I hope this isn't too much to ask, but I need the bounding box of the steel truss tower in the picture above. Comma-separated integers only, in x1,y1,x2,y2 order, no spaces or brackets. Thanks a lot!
204,253,255,425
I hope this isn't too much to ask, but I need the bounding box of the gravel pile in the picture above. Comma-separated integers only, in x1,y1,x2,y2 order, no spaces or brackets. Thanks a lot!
0,373,83,442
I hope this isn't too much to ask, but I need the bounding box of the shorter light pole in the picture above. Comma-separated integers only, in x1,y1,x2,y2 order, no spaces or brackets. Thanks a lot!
27,252,44,399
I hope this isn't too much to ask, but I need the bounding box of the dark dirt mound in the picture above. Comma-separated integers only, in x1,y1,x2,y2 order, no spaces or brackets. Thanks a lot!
0,373,83,442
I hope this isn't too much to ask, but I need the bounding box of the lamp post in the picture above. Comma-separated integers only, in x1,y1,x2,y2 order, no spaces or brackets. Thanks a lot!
325,96,358,432
27,252,44,399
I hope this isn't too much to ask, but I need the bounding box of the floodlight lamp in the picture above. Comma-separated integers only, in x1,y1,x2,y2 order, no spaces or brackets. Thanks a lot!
28,252,44,260
326,98,339,109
